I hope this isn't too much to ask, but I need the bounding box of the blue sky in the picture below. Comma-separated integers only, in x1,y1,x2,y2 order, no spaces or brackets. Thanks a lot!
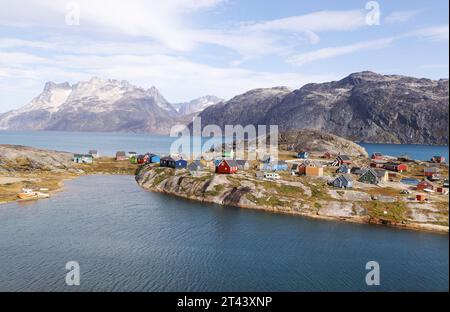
0,0,448,112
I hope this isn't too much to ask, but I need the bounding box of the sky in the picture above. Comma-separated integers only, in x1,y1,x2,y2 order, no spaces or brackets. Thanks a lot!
0,0,448,113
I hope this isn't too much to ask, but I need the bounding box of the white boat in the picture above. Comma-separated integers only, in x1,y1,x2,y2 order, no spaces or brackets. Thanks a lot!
17,188,50,200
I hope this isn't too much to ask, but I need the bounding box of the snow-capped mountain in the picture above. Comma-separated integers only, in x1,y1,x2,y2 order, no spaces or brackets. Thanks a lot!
0,78,180,134
173,95,223,115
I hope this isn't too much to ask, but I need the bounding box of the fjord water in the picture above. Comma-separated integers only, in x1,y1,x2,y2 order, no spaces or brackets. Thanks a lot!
0,175,448,292
1,130,448,161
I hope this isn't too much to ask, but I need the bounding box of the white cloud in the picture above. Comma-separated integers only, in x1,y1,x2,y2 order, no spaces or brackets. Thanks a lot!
247,10,366,32
288,25,449,66
288,37,395,66
0,50,337,112
385,10,420,24
411,26,449,42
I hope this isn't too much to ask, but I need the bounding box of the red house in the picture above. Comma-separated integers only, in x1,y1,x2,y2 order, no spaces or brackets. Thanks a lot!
371,152,383,160
216,160,238,174
416,180,435,191
383,163,408,172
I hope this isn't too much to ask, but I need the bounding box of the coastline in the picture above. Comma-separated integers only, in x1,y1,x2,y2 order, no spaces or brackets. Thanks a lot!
144,180,449,234
136,167,449,234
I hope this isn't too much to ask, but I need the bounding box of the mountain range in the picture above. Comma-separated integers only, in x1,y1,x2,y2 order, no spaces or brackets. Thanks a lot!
0,72,448,144
194,71,449,145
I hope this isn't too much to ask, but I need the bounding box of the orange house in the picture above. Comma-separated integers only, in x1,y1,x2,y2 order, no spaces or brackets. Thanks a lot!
416,194,426,201
305,166,323,177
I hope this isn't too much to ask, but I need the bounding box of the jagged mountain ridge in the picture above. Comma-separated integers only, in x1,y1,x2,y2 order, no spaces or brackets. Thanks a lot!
173,95,223,115
195,71,449,145
0,78,204,134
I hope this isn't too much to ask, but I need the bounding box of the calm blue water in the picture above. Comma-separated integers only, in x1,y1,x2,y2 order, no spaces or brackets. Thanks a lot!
360,143,449,162
0,130,448,161
0,175,448,292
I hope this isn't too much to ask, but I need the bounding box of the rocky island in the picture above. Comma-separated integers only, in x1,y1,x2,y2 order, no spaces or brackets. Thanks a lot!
136,130,449,233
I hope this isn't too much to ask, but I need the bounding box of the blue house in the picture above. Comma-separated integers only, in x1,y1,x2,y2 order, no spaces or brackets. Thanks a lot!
175,159,188,169
260,161,288,171
336,165,350,174
149,154,160,163
214,159,222,167
297,151,309,159
331,175,353,188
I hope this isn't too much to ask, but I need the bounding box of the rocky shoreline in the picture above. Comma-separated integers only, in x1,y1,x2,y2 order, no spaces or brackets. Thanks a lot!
136,166,449,234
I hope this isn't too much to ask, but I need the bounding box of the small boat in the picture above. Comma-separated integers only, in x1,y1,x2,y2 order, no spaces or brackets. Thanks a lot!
17,189,50,200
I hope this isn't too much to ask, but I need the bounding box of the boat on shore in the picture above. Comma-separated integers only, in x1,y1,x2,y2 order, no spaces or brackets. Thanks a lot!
17,189,50,201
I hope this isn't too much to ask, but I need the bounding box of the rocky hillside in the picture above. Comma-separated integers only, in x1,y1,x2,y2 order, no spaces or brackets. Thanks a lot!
195,72,449,145
0,145,75,173
0,78,181,134
278,129,368,157
196,87,292,128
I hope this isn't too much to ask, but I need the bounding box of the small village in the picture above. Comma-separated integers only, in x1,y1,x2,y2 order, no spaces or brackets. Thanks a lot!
5,144,447,232
73,147,449,200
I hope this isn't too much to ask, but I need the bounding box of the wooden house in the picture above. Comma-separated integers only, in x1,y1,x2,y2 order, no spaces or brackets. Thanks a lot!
127,152,137,159
260,161,288,172
370,162,385,168
431,155,446,164
336,165,351,174
137,155,147,164
297,151,309,159
216,160,238,174
175,159,188,169
383,163,408,172
88,150,99,158
416,180,436,191
160,157,187,169
188,161,205,172
160,156,176,168
305,166,323,177
437,187,449,194
371,152,383,160
129,155,137,164
424,167,440,177
350,167,364,175
358,168,381,185
235,160,250,170
116,151,127,161
416,194,427,202
331,175,353,189
374,169,389,182
148,154,160,163
333,155,352,166
73,154,93,164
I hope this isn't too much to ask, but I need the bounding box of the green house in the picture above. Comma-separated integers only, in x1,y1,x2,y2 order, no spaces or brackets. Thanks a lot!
358,168,379,185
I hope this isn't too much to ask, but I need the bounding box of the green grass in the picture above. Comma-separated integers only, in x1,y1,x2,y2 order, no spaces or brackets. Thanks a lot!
365,201,407,223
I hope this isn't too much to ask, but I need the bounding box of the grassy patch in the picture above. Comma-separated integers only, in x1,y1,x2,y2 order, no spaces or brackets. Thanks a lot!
364,201,408,223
